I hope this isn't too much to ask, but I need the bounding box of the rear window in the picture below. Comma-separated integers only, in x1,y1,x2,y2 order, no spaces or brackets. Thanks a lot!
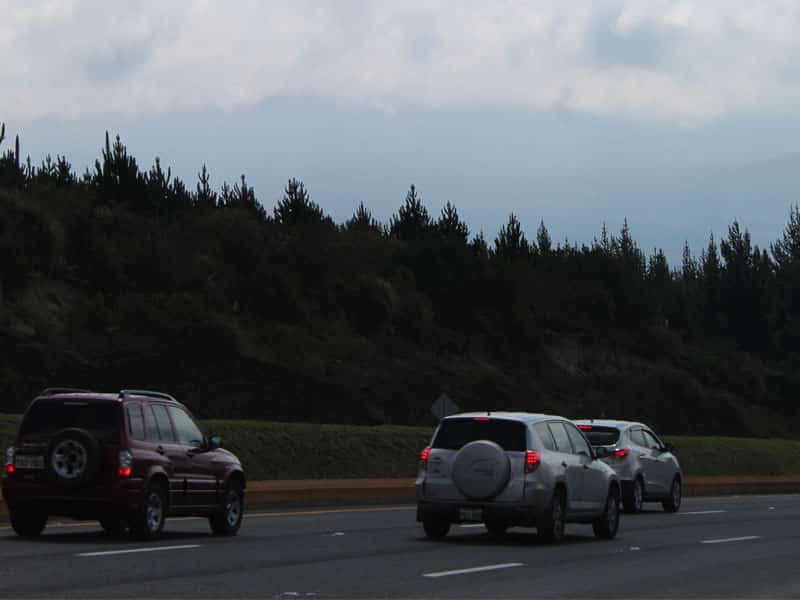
581,426,621,446
19,401,122,442
432,418,527,452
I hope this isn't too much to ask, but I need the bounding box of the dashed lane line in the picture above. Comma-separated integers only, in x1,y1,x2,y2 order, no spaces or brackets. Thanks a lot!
424,563,525,578
77,544,201,557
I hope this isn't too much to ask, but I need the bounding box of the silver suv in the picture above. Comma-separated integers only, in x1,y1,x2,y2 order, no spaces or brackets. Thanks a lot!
573,420,682,513
416,412,621,543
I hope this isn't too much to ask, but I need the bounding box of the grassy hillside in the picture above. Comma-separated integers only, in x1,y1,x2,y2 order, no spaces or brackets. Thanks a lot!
3,414,800,480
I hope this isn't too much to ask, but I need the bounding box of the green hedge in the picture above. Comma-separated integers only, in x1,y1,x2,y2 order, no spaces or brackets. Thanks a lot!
2,414,800,480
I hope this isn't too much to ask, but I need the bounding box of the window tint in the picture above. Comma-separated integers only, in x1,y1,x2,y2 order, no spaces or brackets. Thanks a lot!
642,430,662,450
548,422,573,454
432,419,527,452
630,429,646,447
144,405,159,441
581,426,620,446
565,424,591,456
168,406,204,447
150,404,176,442
20,401,121,442
533,423,556,451
126,404,145,440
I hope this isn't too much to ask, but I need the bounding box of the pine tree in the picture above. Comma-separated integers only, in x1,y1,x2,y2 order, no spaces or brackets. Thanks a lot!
681,240,698,281
345,202,383,234
195,164,218,209
390,185,432,241
470,230,490,261
536,221,552,257
436,201,469,243
494,213,529,260
274,178,327,226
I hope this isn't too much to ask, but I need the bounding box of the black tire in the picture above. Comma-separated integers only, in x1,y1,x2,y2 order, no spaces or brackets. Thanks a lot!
662,477,682,513
538,488,566,544
99,517,128,535
9,508,47,538
422,517,450,539
130,482,167,540
46,428,101,489
485,521,508,537
622,477,644,513
209,480,244,536
593,486,621,540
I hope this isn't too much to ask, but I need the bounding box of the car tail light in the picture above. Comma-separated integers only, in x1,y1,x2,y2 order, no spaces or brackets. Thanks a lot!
612,448,629,459
524,450,540,473
473,417,490,421
419,446,430,470
118,449,133,478
4,447,13,475
577,425,593,430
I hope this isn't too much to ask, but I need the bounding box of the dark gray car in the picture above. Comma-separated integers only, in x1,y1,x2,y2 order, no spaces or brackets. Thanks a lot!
415,412,621,543
573,419,682,513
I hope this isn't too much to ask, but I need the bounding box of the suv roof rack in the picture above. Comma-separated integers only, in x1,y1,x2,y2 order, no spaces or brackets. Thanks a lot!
40,387,93,396
118,389,177,402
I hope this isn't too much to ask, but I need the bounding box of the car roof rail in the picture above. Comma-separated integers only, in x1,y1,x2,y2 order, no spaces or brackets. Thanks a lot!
40,387,93,396
118,389,177,402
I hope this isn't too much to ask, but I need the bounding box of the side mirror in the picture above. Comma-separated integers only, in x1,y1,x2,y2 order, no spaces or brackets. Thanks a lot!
206,435,222,450
594,446,610,459
662,442,674,453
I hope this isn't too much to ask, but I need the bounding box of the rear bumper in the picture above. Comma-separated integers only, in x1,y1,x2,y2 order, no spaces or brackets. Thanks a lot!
2,476,145,519
417,500,545,527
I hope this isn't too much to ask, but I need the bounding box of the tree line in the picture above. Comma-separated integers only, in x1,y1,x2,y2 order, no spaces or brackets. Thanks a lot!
1,124,799,428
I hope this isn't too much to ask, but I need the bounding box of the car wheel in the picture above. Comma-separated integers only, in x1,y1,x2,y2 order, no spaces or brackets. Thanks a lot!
46,428,100,489
538,488,566,544
485,521,508,537
662,477,682,513
623,477,644,513
9,508,47,538
422,517,450,539
99,517,128,535
593,486,620,540
130,482,167,540
210,481,245,536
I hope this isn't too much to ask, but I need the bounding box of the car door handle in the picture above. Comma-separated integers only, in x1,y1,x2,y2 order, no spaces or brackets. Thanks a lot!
561,461,568,468
156,446,165,455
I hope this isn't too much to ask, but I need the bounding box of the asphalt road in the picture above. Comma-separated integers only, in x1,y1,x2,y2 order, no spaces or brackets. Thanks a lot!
2,494,799,598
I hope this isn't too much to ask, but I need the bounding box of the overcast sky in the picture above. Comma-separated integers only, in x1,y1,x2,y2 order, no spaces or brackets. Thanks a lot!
3,1,800,261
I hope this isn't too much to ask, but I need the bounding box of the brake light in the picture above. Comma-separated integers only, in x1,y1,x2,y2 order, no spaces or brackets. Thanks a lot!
118,449,133,478
419,446,430,471
524,450,540,473
577,425,593,430
473,417,490,421
612,448,629,459
4,447,13,475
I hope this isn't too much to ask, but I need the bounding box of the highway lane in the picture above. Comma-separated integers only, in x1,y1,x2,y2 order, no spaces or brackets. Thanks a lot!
1,494,799,598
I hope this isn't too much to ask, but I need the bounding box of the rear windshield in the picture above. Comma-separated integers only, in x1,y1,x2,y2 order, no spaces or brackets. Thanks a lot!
580,426,620,446
19,401,122,442
432,418,526,452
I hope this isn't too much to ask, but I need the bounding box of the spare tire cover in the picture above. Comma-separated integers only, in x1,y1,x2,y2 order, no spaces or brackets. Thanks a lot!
452,440,511,500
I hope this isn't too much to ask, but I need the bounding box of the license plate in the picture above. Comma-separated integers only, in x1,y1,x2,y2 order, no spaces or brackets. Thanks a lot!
459,507,483,522
15,455,44,470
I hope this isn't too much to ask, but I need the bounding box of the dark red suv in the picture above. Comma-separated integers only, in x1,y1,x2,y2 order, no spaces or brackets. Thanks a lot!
2,388,246,539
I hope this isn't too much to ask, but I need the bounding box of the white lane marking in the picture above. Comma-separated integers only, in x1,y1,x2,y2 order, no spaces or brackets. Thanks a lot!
423,562,525,578
681,510,727,515
701,536,761,545
77,544,201,557
769,507,776,510
458,524,485,528
329,531,345,536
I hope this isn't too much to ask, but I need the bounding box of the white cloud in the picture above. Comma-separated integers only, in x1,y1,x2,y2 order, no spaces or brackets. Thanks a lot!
2,0,800,124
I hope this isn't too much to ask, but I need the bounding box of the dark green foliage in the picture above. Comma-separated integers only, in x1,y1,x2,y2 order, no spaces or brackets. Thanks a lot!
3,125,800,437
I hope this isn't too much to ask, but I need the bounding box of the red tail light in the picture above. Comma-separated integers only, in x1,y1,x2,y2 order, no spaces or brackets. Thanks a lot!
524,450,540,473
473,417,490,421
577,424,593,430
117,466,132,478
4,464,13,475
419,446,430,470
612,448,629,458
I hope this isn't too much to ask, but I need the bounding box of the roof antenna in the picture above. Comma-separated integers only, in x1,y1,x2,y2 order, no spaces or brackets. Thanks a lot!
487,410,491,416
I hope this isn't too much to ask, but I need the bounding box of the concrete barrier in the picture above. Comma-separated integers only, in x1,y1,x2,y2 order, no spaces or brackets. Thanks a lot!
2,476,799,520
